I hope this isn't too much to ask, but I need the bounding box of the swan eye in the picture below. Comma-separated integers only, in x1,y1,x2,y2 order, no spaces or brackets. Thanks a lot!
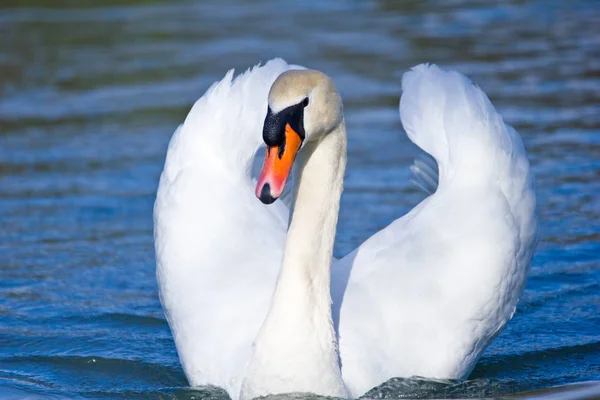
302,97,309,107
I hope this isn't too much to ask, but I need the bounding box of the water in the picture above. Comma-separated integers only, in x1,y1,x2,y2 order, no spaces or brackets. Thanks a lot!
1,0,599,398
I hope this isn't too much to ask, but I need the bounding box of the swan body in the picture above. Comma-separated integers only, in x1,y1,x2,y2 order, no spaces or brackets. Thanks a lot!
154,59,537,399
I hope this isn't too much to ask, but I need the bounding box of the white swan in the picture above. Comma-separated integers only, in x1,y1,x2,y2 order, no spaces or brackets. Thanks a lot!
154,59,537,400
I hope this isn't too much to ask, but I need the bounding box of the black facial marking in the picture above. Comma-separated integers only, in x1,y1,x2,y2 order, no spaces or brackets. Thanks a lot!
263,101,306,147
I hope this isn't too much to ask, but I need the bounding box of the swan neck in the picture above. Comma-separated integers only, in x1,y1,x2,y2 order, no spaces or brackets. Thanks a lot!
285,120,346,286
241,120,347,399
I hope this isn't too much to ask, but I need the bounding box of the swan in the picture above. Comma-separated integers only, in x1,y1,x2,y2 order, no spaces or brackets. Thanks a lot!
154,59,537,400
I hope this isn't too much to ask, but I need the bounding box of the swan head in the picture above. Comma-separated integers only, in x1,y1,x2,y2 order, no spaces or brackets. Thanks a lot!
255,69,342,204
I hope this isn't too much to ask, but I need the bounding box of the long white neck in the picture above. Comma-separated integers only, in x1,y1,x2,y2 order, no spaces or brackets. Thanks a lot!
240,121,348,400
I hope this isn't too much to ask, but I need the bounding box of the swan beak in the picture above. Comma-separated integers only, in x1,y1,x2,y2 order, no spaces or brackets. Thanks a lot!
255,123,302,204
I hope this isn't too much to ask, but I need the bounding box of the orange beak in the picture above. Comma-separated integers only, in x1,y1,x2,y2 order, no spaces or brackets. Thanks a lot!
255,123,303,204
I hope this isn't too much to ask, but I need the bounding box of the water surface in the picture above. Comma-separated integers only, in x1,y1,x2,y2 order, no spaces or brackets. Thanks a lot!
1,0,599,398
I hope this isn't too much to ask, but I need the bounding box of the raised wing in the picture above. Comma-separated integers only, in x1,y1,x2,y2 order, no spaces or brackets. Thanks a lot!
154,59,298,398
335,64,537,397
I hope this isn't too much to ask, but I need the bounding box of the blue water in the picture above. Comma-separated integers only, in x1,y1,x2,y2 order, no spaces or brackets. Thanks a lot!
1,1,599,398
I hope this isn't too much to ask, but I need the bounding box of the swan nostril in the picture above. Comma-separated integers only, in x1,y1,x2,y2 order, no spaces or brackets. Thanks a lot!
259,183,277,205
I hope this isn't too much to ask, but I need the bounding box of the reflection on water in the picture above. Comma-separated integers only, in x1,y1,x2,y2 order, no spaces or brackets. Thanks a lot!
1,0,599,398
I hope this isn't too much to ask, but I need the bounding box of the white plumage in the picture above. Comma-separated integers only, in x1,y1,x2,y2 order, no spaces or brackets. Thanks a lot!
154,59,537,399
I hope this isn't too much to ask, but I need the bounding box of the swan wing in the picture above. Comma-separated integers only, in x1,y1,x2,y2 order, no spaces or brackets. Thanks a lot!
336,64,537,397
154,59,299,399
